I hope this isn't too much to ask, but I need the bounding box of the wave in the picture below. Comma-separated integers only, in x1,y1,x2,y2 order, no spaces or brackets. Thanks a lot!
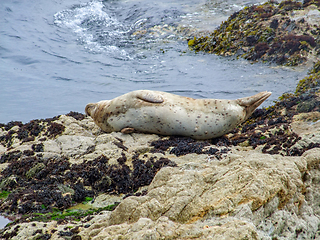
54,1,131,58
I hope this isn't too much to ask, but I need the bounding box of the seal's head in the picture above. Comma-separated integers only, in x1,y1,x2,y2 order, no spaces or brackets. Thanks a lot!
85,101,115,132
85,103,97,118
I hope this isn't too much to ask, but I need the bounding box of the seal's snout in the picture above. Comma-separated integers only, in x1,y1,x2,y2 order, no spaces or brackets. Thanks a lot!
236,91,272,119
85,103,96,117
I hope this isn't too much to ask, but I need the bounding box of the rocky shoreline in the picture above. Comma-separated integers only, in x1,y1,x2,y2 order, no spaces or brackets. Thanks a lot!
188,0,320,66
2,1,320,239
1,69,320,239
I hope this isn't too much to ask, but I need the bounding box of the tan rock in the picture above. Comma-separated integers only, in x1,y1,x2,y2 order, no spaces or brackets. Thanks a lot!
2,146,320,240
55,135,95,157
106,151,306,225
291,112,320,136
302,148,320,216
81,215,259,240
0,144,6,155
302,147,320,170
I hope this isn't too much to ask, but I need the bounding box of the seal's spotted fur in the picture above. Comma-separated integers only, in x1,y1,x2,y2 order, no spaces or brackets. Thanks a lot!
85,90,271,139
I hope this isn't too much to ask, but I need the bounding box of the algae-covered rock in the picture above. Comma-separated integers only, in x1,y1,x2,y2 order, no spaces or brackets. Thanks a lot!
25,162,45,179
295,61,320,95
1,107,320,239
0,113,177,218
107,151,306,225
73,149,319,240
189,0,320,66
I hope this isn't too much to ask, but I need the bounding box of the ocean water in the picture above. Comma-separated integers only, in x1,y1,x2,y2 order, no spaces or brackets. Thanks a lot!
0,0,309,124
0,216,10,229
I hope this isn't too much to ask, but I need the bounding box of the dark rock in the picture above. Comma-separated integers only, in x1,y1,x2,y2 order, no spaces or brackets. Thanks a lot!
32,143,44,152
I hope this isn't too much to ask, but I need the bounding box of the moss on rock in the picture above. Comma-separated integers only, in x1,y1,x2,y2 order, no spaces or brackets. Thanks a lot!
295,61,320,95
189,0,320,66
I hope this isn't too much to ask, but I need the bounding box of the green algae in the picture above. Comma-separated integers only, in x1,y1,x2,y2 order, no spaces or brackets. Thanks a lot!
189,0,320,66
295,73,320,95
294,61,320,95
30,203,119,222
0,191,10,199
25,163,45,179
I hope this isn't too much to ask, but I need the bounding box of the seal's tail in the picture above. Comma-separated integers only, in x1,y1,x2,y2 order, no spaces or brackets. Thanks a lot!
236,91,272,119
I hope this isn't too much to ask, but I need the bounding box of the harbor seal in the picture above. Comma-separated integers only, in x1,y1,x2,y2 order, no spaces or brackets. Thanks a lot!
85,90,271,139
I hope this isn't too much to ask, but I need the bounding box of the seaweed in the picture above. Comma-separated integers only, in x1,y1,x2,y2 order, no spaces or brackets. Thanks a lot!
66,111,86,121
151,136,230,157
45,122,65,138
0,148,176,215
189,0,320,66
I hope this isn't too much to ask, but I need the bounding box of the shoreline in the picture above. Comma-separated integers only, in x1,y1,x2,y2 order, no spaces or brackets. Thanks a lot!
1,69,320,238
2,0,320,239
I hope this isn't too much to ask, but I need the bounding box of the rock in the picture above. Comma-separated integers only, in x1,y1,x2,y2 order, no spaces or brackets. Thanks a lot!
57,184,75,195
0,132,320,239
107,151,306,225
291,4,320,24
293,112,320,122
2,221,56,240
55,115,94,137
55,135,95,157
189,1,320,66
52,149,316,239
25,162,45,179
0,146,6,157
0,175,17,191
302,148,320,216
80,216,259,240
89,193,123,209
291,131,320,151
291,112,320,136
2,96,320,240
43,139,61,154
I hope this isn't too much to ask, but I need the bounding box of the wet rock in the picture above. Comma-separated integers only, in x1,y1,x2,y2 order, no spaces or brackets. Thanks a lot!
25,162,46,179
0,150,21,164
0,221,55,240
66,111,86,121
0,175,18,191
31,143,44,153
151,136,230,157
189,1,320,66
297,98,320,112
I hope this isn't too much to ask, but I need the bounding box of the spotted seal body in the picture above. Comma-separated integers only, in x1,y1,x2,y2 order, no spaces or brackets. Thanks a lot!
85,90,271,139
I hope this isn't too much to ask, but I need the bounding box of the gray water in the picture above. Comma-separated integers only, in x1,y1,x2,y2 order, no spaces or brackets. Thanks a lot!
0,216,10,229
0,0,309,124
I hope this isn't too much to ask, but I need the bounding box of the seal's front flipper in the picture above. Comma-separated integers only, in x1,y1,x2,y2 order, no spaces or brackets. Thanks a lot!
136,91,164,103
121,127,135,134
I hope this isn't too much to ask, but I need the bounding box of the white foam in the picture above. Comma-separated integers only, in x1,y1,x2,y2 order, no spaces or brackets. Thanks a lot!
54,0,129,57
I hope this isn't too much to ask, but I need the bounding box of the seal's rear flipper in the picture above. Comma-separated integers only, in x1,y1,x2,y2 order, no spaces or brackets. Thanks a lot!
236,91,272,119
